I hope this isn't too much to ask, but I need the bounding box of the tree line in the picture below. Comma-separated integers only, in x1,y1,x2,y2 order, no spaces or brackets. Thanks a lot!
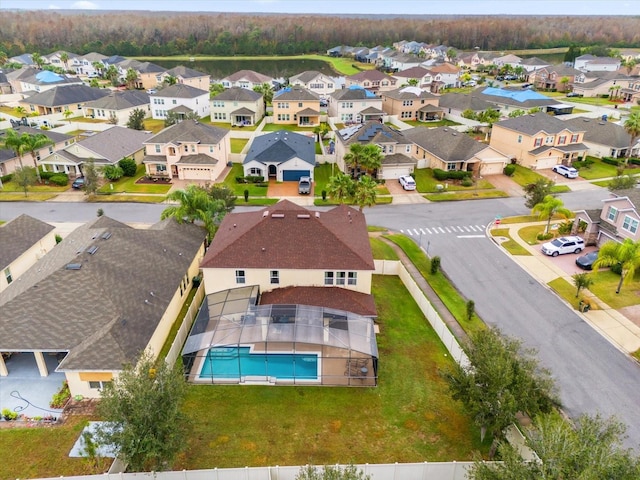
0,11,639,58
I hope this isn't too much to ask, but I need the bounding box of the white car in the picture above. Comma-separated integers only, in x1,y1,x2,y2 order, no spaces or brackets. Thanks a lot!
541,236,585,257
398,175,416,191
552,165,579,178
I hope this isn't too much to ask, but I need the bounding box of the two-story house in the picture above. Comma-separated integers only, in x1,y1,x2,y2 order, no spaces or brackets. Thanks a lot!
621,78,640,104
150,84,210,120
572,72,630,98
490,113,588,170
392,66,434,89
143,119,230,182
289,71,338,98
345,70,398,93
335,121,416,179
73,52,108,76
211,87,265,126
426,63,461,91
380,86,440,122
328,86,384,124
43,50,80,71
574,189,640,246
563,117,639,159
528,65,582,92
519,57,551,73
574,54,621,72
116,59,167,90
160,65,211,91
272,86,321,126
220,70,274,90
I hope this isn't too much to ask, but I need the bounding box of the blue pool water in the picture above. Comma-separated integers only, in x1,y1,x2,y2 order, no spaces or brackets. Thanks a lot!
200,347,318,380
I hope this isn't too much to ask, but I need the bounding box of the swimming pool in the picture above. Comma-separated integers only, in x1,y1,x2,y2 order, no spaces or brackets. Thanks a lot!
199,346,318,381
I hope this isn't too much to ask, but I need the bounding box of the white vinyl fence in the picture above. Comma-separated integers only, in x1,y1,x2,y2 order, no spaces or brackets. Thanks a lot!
164,283,205,367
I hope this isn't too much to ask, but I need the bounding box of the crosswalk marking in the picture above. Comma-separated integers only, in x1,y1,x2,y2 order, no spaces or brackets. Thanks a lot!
400,225,487,236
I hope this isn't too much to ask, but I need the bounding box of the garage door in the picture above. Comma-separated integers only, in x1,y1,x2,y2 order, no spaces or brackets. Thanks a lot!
481,163,505,175
380,165,413,180
182,167,212,180
536,157,560,170
282,170,310,181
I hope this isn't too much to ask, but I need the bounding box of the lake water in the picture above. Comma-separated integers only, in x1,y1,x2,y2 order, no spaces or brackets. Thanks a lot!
152,58,336,81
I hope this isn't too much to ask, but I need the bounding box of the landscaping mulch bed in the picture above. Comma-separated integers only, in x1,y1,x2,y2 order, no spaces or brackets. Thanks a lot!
135,177,172,185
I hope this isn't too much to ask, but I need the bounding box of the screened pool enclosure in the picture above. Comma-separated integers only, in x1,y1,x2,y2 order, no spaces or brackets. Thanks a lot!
182,286,378,386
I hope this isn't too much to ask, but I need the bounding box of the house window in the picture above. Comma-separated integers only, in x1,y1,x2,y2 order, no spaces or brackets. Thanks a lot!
517,135,522,144
336,271,346,285
270,270,279,284
235,270,246,284
4,268,12,285
249,167,261,176
157,164,167,172
607,206,618,222
89,381,111,390
447,163,456,171
534,138,542,147
348,272,357,285
155,145,161,153
324,271,334,285
558,136,567,145
298,102,303,107
570,134,579,143
545,136,554,144
622,216,639,234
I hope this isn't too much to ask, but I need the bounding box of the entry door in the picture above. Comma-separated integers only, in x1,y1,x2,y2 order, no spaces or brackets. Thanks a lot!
268,164,277,177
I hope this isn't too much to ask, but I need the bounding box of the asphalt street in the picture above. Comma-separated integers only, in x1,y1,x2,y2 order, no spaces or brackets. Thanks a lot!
2,189,639,448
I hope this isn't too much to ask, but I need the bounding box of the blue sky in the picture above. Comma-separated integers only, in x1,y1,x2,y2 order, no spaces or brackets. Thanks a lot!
1,0,639,15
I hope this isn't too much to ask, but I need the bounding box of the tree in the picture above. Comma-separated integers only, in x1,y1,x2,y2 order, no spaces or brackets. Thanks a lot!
352,174,378,212
91,61,104,77
125,68,139,89
96,352,189,472
105,64,120,86
508,109,526,118
253,82,273,107
564,44,581,63
296,464,371,480
0,50,7,66
593,239,640,294
31,51,44,69
623,112,640,164
608,175,637,191
207,184,237,215
532,195,573,234
161,184,228,239
163,74,177,86
1,129,26,170
12,166,37,197
127,108,146,130
326,172,355,204
523,178,555,209
441,327,556,458
209,83,225,98
20,132,53,183
343,143,368,178
572,272,594,298
313,123,330,143
358,144,383,177
118,158,137,177
468,414,640,480
59,52,69,72
476,109,501,125
82,159,100,196
63,109,73,124
102,164,124,181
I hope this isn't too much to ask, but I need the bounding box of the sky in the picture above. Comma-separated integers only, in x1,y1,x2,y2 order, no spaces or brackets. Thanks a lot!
1,0,639,15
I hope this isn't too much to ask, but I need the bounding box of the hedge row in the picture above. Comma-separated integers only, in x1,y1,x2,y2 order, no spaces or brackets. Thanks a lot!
433,168,472,181
236,175,265,184
601,157,640,167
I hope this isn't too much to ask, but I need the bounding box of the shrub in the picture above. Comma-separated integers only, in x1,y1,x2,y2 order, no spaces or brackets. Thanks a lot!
432,168,472,181
629,158,640,166
466,300,475,321
430,256,441,274
103,165,124,181
461,177,473,187
55,234,63,244
40,171,56,180
601,157,620,166
503,164,516,176
1,174,13,183
611,263,623,275
49,174,69,186
50,381,71,409
243,189,249,202
118,158,137,177
433,168,449,181
572,158,594,170
2,408,18,421
246,175,264,183
537,232,554,241
322,190,327,201
557,220,573,235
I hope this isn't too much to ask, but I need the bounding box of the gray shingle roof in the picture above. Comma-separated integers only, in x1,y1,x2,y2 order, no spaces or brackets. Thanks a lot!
563,117,632,149
290,71,323,83
73,126,152,163
0,217,206,371
438,93,494,112
244,130,315,166
382,86,437,100
165,65,208,79
0,125,73,145
154,83,208,99
145,119,229,146
224,70,273,84
274,86,320,101
213,87,262,102
381,153,416,166
404,126,487,162
0,215,54,269
338,121,408,147
23,84,110,107
83,90,150,110
330,88,378,101
495,112,586,136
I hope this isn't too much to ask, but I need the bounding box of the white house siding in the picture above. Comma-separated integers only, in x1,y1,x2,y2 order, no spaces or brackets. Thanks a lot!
379,164,414,179
151,93,210,120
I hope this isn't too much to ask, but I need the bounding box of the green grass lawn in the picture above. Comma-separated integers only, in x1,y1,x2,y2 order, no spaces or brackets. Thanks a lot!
424,190,508,201
383,234,486,336
0,180,69,193
222,163,268,197
231,138,249,154
211,122,259,132
518,225,546,245
414,169,495,193
314,163,334,196
175,275,486,470
576,157,638,180
548,277,581,310
97,165,172,194
143,118,166,134
369,237,399,260
498,215,540,224
401,119,462,128
490,228,532,256
262,123,317,132
510,165,545,187
91,194,167,203
0,192,58,201
587,270,640,309
563,96,622,107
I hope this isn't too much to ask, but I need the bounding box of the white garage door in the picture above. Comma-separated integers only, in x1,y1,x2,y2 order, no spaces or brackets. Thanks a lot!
380,165,413,180
536,156,560,170
481,163,506,175
181,167,212,180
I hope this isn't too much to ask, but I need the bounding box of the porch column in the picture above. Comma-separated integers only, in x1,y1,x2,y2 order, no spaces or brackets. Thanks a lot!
0,355,7,376
34,351,49,377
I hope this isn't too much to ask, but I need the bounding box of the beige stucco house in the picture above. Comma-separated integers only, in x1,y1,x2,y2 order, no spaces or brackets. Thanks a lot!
380,86,440,122
0,216,207,398
160,65,211,91
328,86,384,124
143,119,230,182
115,59,166,90
490,113,588,170
528,65,581,92
289,70,338,97
0,215,56,294
19,84,110,116
564,117,639,159
345,70,398,93
272,86,321,126
221,70,274,90
83,90,151,125
211,87,265,126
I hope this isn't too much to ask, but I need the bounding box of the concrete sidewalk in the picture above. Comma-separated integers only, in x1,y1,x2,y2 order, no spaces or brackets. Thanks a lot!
491,221,640,355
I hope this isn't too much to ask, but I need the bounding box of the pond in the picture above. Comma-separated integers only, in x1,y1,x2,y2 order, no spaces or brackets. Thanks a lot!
152,58,336,81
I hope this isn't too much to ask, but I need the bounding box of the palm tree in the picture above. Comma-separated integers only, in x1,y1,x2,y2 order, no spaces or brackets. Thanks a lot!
343,143,367,178
161,184,227,240
532,195,573,234
359,144,383,178
1,129,26,170
105,65,120,86
592,239,640,294
20,132,53,182
92,61,104,77
352,175,378,212
59,52,69,72
623,112,640,164
125,68,139,90
31,52,43,69
326,172,355,204
252,82,273,108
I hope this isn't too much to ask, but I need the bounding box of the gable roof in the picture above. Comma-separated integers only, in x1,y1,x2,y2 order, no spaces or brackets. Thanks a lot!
392,66,431,79
0,215,55,269
290,70,325,83
164,65,208,79
520,57,550,66
477,87,557,108
201,200,374,271
224,69,273,84
0,217,206,371
331,86,379,101
23,84,110,107
213,86,262,102
145,119,229,146
607,189,640,211
563,117,632,148
438,92,494,112
243,130,315,166
382,86,437,100
404,126,487,161
348,70,393,82
427,63,460,74
83,89,150,110
260,286,377,317
495,112,585,136
274,86,320,101
154,83,208,98
71,126,152,162
337,120,408,147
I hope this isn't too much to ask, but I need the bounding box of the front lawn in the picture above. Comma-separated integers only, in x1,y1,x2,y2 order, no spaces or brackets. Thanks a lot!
510,165,545,187
176,275,486,470
587,270,640,309
313,163,334,196
548,277,582,310
576,156,638,180
369,237,399,260
0,180,69,193
230,138,249,154
142,118,166,134
262,123,317,133
414,168,496,193
518,225,547,245
424,190,508,201
222,163,268,197
97,165,172,194
401,119,462,128
490,228,532,256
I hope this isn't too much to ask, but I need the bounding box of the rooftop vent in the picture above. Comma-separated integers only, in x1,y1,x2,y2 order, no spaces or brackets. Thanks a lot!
297,214,310,219
271,213,285,218
86,245,99,255
65,263,82,270
262,210,269,217
101,231,112,240
315,212,320,218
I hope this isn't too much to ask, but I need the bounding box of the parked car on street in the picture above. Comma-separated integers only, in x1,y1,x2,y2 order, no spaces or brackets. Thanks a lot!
542,236,585,257
576,251,599,270
566,92,582,97
552,164,579,178
298,176,311,194
72,177,85,189
398,175,416,191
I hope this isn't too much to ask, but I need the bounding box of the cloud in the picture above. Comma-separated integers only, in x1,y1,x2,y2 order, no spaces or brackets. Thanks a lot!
71,1,99,8
48,3,61,7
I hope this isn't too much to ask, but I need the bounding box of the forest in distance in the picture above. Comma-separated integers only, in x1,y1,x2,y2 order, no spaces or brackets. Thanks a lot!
0,10,639,58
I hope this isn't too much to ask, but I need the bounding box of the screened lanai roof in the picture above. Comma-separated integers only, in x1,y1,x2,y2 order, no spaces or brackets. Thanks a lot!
182,286,378,358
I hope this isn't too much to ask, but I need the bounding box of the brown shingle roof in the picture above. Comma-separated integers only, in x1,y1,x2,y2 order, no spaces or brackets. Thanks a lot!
259,286,377,317
201,200,375,271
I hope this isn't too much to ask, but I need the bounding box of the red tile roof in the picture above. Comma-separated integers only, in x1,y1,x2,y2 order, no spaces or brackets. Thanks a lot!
259,286,377,317
201,200,375,271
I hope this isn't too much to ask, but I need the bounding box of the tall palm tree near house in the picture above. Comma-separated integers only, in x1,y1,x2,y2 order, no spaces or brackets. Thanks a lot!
59,52,69,72
343,143,368,178
532,195,573,234
20,132,53,182
326,172,355,204
125,68,139,90
592,239,640,294
623,112,640,164
1,129,26,170
31,52,44,69
161,184,227,240
92,61,104,77
105,65,120,86
0,50,7,66
359,144,383,178
352,175,378,212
